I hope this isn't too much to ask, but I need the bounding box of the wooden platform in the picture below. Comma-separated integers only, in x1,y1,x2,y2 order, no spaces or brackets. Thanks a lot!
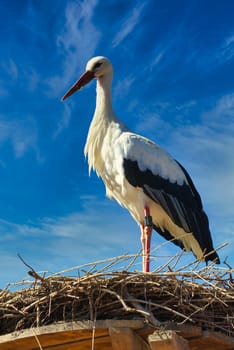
0,320,233,350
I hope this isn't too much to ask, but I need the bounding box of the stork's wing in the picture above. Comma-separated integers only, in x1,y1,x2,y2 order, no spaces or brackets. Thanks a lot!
120,133,219,263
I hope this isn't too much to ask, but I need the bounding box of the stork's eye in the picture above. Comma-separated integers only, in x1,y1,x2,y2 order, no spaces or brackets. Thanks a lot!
93,62,102,69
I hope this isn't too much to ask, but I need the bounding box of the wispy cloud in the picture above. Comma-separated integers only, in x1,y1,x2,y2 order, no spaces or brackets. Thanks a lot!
172,123,234,258
47,0,101,97
0,58,41,94
203,92,234,124
198,93,234,219
53,103,72,139
135,110,172,140
150,51,165,70
114,76,135,100
194,33,234,72
0,197,140,283
0,59,18,96
0,115,40,160
1,59,18,80
112,2,147,48
0,198,137,244
216,33,234,64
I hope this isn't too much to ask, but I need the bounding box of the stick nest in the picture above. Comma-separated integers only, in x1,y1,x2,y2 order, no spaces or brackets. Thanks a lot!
0,254,234,337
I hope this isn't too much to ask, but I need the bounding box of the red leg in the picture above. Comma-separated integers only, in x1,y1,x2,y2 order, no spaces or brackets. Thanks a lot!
141,207,153,272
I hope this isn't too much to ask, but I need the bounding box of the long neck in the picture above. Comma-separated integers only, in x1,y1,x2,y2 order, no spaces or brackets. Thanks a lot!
94,74,115,122
84,73,117,173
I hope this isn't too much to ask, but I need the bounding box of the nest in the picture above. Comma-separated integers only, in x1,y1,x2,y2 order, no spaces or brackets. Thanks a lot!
0,253,234,337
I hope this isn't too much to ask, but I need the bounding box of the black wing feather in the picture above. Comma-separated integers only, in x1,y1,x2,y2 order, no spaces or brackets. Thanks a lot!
123,158,219,263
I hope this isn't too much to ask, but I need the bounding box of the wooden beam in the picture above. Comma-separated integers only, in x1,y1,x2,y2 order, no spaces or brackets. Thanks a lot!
109,327,149,350
148,330,190,350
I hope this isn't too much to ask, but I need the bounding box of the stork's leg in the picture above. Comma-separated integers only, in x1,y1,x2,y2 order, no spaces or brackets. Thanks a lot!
140,206,153,272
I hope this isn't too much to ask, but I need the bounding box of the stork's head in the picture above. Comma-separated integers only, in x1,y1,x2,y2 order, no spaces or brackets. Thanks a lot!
62,56,112,101
86,56,113,77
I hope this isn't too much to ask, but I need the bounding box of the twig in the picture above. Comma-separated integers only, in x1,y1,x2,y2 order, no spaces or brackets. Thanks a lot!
17,254,44,282
32,329,43,350
1,250,234,338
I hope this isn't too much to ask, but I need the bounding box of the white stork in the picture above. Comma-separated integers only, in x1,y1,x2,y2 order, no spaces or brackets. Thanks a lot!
62,56,220,272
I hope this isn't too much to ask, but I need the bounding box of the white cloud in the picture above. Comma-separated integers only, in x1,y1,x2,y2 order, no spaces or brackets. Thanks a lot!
172,124,234,211
53,103,72,139
203,92,234,124
112,3,147,48
175,100,197,111
0,197,141,283
195,93,234,218
150,51,165,70
0,59,40,94
0,59,18,95
38,199,138,249
114,76,135,100
47,0,101,97
0,198,138,245
0,115,40,160
195,33,234,71
135,111,171,140
1,59,18,80
217,33,234,63
146,29,234,76
225,34,234,46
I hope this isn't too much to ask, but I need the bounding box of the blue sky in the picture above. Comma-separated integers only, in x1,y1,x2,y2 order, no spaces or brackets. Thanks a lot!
0,0,234,286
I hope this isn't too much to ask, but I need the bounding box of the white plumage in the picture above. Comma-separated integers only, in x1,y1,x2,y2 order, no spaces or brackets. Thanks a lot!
62,56,219,272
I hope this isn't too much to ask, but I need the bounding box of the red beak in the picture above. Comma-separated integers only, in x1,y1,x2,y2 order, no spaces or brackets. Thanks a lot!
61,70,95,101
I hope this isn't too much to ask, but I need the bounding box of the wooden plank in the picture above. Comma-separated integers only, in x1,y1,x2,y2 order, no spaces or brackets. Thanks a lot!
1,321,233,350
189,330,234,350
203,330,234,347
0,320,145,350
0,329,111,350
109,327,149,350
148,331,190,350
0,319,145,344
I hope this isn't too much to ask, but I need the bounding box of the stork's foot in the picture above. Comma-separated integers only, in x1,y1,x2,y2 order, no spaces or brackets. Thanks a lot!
141,207,153,273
